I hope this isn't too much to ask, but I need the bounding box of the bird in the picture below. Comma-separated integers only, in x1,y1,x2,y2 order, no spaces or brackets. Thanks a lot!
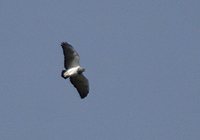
60,42,89,99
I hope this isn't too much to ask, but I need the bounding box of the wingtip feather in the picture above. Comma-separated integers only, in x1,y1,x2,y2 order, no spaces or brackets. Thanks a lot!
61,42,70,47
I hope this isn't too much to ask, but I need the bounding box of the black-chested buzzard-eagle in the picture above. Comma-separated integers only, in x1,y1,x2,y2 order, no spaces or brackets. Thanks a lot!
60,42,89,99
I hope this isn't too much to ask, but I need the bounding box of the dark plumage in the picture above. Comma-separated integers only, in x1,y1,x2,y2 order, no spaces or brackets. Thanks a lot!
61,42,89,99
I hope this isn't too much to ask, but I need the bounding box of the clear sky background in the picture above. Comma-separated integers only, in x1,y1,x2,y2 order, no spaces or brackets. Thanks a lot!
0,0,199,139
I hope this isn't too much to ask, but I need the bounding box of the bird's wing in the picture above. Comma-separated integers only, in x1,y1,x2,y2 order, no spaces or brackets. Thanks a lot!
61,42,80,69
70,74,89,99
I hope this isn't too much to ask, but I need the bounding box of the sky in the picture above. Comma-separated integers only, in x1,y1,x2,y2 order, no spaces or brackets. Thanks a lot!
0,0,200,139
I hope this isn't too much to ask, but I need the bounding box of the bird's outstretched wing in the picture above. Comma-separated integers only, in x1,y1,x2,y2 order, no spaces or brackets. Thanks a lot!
70,74,89,99
61,42,80,69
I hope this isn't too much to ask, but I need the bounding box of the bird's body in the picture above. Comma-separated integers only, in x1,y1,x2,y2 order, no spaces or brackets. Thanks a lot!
60,42,89,99
63,66,81,77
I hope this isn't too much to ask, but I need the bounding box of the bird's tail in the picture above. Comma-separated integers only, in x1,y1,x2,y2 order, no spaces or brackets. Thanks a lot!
61,70,68,79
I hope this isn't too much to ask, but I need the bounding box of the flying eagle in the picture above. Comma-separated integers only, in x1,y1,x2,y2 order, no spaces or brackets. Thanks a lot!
61,42,89,99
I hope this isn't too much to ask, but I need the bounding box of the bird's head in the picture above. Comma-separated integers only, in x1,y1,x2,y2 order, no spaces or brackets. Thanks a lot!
78,67,85,74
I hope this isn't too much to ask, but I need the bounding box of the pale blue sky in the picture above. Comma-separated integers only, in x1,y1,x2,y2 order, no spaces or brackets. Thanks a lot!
0,0,200,139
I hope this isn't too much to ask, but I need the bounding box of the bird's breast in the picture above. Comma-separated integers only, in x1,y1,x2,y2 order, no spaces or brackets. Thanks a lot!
64,66,80,77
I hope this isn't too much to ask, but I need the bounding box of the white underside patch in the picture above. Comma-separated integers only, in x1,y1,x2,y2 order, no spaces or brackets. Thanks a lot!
64,66,80,77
